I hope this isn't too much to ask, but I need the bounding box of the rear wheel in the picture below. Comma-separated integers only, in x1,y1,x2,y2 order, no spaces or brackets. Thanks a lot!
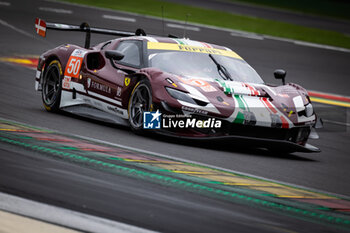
128,79,152,133
42,60,62,112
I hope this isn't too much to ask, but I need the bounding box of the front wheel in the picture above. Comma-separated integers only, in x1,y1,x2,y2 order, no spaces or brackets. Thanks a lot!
41,60,62,112
128,79,153,133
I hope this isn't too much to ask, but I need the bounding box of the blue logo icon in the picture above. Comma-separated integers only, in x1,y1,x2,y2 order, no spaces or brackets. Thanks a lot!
143,110,161,129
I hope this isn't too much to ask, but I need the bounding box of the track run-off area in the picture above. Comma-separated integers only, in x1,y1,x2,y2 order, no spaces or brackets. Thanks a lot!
0,118,349,231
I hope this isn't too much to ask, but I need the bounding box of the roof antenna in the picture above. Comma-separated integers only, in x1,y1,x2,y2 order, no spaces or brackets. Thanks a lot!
161,6,165,36
183,13,190,38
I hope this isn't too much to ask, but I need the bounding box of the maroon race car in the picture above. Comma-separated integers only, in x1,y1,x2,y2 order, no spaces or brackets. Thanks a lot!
34,18,320,153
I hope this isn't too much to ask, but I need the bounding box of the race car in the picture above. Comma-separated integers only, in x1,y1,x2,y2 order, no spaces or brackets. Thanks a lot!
34,18,320,153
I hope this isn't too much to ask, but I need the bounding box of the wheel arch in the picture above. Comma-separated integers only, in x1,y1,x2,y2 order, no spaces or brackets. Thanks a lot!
43,55,63,77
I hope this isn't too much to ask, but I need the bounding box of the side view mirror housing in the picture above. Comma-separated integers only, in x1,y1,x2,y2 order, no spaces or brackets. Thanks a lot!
105,50,124,61
104,50,135,74
274,69,286,85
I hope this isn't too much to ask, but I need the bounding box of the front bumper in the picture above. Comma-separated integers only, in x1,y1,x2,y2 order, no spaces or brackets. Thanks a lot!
156,101,319,153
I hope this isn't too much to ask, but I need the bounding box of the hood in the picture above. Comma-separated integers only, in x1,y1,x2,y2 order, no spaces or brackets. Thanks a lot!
172,76,315,128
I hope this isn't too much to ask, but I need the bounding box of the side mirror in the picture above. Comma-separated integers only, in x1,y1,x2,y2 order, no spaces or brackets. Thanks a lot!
105,50,124,61
105,50,135,74
274,69,286,85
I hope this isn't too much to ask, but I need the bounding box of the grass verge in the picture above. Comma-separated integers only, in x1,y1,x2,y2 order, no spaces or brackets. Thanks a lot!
63,0,350,49
230,0,350,21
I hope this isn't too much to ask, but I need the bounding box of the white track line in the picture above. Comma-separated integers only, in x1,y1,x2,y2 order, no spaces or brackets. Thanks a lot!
38,7,72,14
230,31,264,40
0,192,157,233
44,0,350,53
103,14,136,22
0,19,51,45
0,19,35,38
294,40,350,52
323,119,350,127
0,1,10,6
166,23,200,32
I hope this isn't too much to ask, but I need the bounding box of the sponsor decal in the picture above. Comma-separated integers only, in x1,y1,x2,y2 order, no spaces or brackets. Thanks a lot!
182,106,208,115
124,77,131,86
216,79,260,96
64,49,87,78
71,49,86,58
116,86,122,97
143,110,221,129
147,42,242,60
88,79,111,94
179,77,216,92
62,76,71,89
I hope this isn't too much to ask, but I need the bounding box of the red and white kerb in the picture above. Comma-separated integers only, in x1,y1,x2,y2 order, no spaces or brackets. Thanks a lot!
35,18,46,37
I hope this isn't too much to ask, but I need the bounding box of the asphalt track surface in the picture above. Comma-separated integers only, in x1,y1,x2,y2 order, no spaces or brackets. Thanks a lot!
0,0,350,232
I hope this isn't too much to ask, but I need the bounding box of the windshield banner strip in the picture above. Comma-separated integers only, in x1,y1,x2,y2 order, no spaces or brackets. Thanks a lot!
147,42,243,60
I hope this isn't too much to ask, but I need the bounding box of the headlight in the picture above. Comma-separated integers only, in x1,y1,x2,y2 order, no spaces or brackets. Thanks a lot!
165,87,207,106
305,103,313,117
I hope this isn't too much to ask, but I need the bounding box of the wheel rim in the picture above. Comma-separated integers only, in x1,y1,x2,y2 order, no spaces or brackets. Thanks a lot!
43,66,60,105
129,83,151,128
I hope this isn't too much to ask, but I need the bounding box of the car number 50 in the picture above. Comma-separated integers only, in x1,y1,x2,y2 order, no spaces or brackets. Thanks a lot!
65,57,82,78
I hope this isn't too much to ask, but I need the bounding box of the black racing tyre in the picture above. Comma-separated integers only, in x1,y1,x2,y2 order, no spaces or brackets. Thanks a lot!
41,60,63,112
128,79,153,133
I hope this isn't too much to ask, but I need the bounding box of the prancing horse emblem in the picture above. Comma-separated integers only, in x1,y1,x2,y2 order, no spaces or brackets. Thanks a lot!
124,77,130,86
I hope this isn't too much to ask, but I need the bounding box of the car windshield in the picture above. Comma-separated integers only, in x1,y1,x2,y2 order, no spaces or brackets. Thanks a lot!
148,50,264,84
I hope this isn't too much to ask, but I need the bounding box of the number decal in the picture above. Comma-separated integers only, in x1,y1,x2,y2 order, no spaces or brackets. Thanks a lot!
64,49,87,78
65,57,82,78
73,59,81,75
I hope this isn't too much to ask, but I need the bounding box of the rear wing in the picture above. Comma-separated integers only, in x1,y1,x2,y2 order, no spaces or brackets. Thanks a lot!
35,18,147,48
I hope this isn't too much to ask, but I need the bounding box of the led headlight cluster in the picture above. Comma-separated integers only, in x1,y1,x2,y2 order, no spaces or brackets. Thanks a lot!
304,103,314,117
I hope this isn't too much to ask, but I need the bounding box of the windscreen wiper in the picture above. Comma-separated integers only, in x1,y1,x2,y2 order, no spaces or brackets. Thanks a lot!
209,54,233,81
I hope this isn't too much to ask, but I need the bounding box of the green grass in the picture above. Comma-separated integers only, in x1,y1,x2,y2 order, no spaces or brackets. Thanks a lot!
231,0,350,21
64,0,350,49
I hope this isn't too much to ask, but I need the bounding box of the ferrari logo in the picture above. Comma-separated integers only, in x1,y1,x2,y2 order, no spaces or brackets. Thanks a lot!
124,77,130,86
